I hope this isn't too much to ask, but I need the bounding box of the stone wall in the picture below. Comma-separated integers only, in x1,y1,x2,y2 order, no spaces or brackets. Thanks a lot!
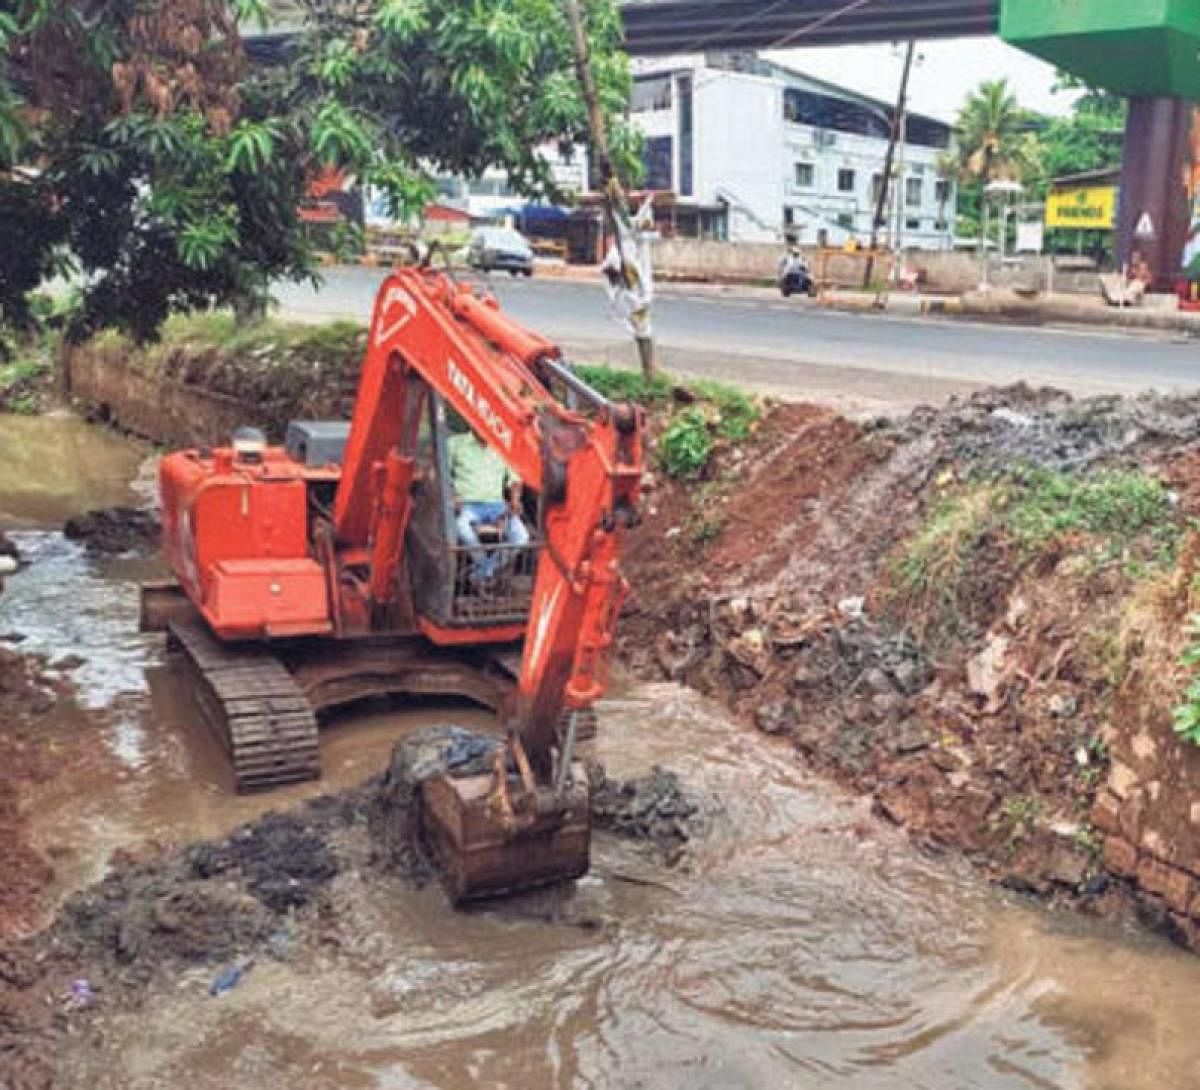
1092,692,1200,948
65,342,250,449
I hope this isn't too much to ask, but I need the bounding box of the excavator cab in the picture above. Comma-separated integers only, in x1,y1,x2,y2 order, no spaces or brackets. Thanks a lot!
405,389,541,630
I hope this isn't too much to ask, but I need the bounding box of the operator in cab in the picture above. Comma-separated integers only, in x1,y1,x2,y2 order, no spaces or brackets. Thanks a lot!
449,428,530,580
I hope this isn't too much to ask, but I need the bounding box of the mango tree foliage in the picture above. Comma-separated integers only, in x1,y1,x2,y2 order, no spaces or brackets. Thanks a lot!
0,0,634,340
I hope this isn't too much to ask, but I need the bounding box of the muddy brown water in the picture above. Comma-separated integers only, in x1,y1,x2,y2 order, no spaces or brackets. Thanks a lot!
5,412,1200,1090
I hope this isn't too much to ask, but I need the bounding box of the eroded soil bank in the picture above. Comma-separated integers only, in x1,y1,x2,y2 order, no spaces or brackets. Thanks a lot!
623,385,1200,954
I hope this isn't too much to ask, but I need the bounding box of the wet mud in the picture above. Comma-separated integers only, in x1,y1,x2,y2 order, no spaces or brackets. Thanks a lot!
63,507,159,555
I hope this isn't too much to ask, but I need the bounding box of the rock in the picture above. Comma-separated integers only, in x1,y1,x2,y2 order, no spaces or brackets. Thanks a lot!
1046,845,1090,889
587,763,710,849
837,596,865,619
889,660,922,696
753,700,794,735
862,667,894,695
791,663,821,691
1047,693,1078,719
991,407,1034,429
966,633,1011,700
892,724,931,755
1108,761,1139,801
63,506,160,554
1091,791,1122,835
1000,872,1052,897
868,694,901,721
1102,836,1138,877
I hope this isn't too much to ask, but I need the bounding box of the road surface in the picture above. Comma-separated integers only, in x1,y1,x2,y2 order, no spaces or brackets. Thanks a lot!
274,267,1200,414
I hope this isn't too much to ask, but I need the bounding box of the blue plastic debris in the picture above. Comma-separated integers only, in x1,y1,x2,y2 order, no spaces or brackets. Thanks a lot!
209,958,255,997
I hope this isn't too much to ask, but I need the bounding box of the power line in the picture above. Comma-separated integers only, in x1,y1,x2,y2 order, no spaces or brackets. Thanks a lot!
663,0,882,58
766,0,877,50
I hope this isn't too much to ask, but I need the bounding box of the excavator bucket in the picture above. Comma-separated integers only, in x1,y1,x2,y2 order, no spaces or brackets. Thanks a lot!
420,765,591,903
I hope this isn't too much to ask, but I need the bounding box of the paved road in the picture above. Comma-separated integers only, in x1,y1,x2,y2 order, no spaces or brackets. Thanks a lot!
274,267,1200,415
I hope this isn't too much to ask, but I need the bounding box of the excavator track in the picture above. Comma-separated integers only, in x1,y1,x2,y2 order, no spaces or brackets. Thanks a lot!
168,618,320,792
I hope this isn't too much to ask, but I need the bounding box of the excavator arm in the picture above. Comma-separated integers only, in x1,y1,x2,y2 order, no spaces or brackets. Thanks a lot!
332,267,642,898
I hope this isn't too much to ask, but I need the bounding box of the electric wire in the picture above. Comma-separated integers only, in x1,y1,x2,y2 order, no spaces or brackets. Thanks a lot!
659,0,882,58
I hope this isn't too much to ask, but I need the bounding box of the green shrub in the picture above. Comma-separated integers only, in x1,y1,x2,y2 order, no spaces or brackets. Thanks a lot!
1006,468,1174,552
687,378,759,440
1173,614,1200,746
659,407,714,479
573,363,673,405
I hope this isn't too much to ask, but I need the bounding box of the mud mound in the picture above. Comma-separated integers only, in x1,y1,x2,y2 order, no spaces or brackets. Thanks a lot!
62,873,275,974
896,384,1200,475
58,805,348,980
186,810,340,912
587,764,709,850
63,506,159,554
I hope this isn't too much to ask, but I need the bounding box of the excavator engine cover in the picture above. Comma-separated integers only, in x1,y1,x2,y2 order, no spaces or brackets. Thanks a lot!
420,768,591,902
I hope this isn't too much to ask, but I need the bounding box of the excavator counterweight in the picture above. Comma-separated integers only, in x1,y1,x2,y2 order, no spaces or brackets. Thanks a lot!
145,265,642,899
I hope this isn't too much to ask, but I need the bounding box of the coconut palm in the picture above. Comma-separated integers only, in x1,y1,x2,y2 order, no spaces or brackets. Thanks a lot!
953,78,1033,184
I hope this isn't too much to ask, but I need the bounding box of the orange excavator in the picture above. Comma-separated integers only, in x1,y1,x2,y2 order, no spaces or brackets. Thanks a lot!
141,264,643,899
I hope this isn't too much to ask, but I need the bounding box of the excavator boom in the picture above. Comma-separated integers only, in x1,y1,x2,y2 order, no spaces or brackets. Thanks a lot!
340,267,643,899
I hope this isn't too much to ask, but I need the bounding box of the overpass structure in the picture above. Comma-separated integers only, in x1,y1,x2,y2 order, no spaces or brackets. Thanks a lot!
620,0,999,54
248,2,1002,61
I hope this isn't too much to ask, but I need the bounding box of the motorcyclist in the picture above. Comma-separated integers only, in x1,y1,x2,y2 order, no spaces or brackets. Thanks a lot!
779,244,809,280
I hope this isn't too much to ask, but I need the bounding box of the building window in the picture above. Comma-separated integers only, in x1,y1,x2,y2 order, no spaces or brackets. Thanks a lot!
935,179,952,205
643,136,673,191
631,76,672,113
935,218,950,232
837,168,856,193
905,217,921,231
836,212,854,229
678,75,693,198
783,206,794,226
905,177,923,208
794,162,814,188
871,173,884,204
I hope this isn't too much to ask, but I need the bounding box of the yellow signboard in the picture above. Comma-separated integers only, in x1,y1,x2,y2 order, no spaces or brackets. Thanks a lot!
1046,186,1117,229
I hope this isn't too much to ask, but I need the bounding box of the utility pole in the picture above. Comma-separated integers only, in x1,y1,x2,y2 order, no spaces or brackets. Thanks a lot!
891,81,909,276
863,39,916,289
561,0,656,378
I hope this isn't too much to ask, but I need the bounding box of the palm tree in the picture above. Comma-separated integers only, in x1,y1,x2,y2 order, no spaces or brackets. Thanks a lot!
953,79,1032,185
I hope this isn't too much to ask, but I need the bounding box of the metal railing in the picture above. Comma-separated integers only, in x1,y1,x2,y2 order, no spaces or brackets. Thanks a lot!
447,540,541,625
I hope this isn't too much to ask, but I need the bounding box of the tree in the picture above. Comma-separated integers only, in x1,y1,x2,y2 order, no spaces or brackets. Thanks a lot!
0,0,636,341
951,78,1035,187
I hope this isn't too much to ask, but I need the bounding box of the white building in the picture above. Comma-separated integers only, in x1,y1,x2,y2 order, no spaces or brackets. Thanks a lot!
630,53,956,248
431,147,589,221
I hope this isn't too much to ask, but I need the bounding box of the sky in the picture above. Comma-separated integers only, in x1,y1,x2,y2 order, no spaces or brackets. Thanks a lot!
766,37,1080,123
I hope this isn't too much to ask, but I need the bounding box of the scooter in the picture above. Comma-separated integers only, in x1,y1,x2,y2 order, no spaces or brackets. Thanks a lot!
779,257,817,299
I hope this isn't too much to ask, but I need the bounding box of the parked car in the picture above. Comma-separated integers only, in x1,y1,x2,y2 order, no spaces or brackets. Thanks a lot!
467,227,535,276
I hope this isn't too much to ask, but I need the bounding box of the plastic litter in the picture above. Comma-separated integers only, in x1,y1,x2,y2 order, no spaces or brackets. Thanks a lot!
63,978,95,1010
209,957,255,997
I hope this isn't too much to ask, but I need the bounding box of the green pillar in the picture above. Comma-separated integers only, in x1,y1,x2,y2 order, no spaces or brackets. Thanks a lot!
1001,0,1200,287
